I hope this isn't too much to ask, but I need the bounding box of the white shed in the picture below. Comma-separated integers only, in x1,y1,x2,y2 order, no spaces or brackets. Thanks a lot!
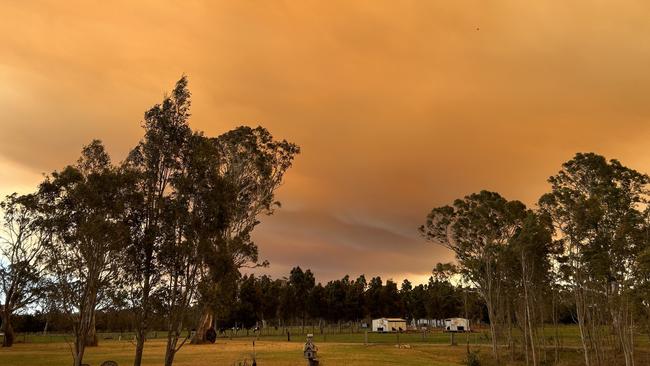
411,318,445,328
372,318,407,332
444,318,470,332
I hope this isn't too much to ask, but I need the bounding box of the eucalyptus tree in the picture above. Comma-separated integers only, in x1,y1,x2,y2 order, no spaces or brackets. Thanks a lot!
505,212,554,366
120,76,192,366
37,140,128,366
192,126,299,343
420,190,528,363
117,75,299,361
0,193,46,347
633,241,650,345
539,153,649,366
158,132,235,366
432,262,458,282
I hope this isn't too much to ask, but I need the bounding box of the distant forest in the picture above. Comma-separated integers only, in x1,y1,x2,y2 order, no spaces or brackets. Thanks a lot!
10,264,580,335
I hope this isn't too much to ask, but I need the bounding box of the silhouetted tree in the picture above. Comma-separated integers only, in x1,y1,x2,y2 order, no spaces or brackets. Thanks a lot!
120,76,192,366
288,267,315,333
193,126,299,342
37,140,128,366
420,190,528,363
539,153,649,366
0,194,46,347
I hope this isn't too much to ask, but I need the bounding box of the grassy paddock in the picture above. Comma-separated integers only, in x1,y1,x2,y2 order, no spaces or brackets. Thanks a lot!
2,325,649,366
0,338,470,366
5,324,626,347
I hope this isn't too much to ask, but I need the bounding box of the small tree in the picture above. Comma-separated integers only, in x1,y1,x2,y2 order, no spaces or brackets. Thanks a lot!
0,194,46,347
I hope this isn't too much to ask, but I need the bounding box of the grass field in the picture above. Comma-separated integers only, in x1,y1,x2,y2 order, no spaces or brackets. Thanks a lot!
0,326,645,366
0,338,477,366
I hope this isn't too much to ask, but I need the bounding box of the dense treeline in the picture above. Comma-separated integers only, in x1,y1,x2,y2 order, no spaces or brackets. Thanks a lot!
3,265,488,332
171,267,487,332
7,264,584,338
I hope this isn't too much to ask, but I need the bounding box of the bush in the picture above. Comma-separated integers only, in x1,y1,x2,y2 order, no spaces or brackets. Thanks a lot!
465,350,481,366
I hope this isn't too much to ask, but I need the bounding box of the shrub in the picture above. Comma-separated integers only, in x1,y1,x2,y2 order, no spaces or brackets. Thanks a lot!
465,350,481,366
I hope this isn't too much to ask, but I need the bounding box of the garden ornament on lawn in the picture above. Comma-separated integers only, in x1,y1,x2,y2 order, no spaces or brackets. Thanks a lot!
303,333,319,366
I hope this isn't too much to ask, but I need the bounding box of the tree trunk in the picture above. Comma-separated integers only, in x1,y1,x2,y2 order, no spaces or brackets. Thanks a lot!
191,307,214,344
164,333,178,366
506,300,514,361
552,292,559,364
164,350,176,366
43,317,49,335
523,313,529,366
611,298,634,366
133,276,152,366
576,288,591,366
73,333,87,366
1,312,15,347
486,299,500,365
74,291,98,366
85,311,98,347
522,256,537,366
133,329,146,366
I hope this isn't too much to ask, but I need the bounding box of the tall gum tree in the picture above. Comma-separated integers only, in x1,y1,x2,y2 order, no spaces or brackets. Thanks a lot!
118,76,299,365
504,212,554,366
420,190,528,364
192,126,299,343
120,76,192,366
539,153,649,366
159,132,236,365
37,140,127,366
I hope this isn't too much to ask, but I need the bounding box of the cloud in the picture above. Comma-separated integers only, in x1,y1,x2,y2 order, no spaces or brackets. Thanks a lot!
249,209,454,283
3,1,650,283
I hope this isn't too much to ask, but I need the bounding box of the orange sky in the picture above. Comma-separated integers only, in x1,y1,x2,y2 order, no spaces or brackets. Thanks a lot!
3,1,650,283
